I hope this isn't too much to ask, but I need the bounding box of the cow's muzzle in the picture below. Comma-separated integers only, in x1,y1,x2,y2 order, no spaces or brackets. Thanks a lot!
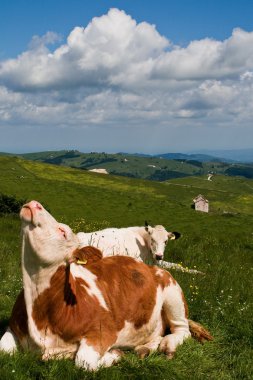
155,254,163,261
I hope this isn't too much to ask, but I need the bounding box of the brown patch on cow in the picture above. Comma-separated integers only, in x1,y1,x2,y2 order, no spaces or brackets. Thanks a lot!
89,256,157,331
70,246,103,266
131,269,145,286
9,290,28,344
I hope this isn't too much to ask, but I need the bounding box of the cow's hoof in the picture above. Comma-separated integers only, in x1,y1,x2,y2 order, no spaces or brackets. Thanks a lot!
165,351,175,360
135,346,150,359
109,348,125,358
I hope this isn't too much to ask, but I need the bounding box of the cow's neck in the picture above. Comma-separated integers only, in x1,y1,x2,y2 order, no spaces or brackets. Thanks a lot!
23,260,61,297
21,241,75,347
134,227,151,246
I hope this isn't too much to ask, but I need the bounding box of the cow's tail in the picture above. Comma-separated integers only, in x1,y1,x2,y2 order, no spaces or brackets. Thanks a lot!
188,319,213,343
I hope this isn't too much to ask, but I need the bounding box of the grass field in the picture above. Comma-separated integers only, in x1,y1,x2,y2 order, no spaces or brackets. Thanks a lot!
0,156,252,379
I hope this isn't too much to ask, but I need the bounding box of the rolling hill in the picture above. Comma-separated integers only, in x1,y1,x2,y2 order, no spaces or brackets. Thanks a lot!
1,155,253,222
2,150,253,181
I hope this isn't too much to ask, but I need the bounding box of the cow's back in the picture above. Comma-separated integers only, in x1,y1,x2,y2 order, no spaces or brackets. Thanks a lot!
77,228,146,259
88,256,172,328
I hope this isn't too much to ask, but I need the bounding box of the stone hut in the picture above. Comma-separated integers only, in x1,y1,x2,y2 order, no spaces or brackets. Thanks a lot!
193,194,209,213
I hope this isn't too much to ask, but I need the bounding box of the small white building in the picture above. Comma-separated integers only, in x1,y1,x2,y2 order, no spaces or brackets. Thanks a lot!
89,168,109,174
193,194,209,213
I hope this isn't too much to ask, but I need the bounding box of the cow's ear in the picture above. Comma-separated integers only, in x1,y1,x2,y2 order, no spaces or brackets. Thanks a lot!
73,247,103,265
58,226,67,239
84,246,103,261
58,223,74,241
168,231,181,240
172,231,181,240
145,225,153,234
74,246,103,264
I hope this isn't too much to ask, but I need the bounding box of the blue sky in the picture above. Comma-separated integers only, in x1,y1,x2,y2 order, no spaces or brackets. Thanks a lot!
0,0,253,153
2,0,253,58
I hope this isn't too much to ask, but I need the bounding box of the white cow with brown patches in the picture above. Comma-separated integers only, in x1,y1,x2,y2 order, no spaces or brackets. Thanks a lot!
0,201,212,371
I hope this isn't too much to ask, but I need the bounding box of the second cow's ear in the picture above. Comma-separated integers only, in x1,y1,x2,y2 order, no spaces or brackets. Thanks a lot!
144,221,153,234
172,231,181,240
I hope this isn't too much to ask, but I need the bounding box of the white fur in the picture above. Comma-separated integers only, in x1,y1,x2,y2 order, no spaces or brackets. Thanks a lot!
75,340,122,370
0,329,18,353
159,282,191,354
70,264,109,311
75,339,100,370
77,225,174,263
114,286,164,349
98,351,122,368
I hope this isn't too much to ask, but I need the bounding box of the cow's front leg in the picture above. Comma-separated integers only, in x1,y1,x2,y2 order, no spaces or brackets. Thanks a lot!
75,339,123,370
0,328,18,354
75,339,101,371
159,282,191,358
98,348,124,367
135,336,163,358
42,347,76,361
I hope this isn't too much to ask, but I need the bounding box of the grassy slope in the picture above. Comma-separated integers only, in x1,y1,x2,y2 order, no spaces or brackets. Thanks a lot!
0,156,252,379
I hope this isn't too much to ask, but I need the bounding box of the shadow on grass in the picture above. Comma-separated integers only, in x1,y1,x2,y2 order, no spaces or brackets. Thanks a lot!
0,319,9,336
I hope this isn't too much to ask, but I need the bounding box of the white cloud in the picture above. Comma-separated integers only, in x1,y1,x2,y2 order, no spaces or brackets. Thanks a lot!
0,8,253,152
28,31,62,50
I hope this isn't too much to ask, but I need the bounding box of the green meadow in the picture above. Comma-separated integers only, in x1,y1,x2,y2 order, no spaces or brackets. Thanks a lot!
0,156,252,379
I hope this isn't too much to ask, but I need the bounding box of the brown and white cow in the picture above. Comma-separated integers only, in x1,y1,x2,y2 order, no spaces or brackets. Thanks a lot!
0,201,212,370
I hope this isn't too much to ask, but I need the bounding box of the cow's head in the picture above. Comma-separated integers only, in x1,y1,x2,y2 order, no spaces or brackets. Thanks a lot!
20,200,78,266
145,222,181,261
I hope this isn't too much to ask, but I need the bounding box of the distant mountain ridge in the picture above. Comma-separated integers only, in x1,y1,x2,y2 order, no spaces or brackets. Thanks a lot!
1,149,253,180
154,152,232,162
123,149,253,163
189,149,253,163
118,151,232,162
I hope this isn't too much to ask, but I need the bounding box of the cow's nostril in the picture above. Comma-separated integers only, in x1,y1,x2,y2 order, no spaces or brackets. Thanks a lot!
155,255,163,261
28,200,43,210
